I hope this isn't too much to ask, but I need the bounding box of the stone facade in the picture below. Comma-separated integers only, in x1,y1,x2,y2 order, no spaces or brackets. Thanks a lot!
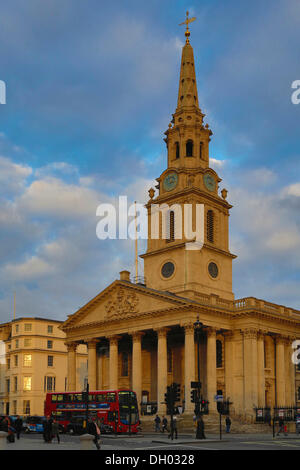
61,27,300,421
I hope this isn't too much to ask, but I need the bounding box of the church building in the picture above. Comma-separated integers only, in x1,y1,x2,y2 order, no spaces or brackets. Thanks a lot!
61,20,300,422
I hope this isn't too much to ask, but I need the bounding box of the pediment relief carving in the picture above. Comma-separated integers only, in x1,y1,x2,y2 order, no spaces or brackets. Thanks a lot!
104,287,139,319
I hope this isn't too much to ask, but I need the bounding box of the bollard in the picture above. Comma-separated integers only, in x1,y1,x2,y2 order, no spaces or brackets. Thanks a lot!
79,433,94,450
0,431,7,450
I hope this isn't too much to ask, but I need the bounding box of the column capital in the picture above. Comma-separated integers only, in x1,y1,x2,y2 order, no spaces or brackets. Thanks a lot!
154,327,169,338
257,329,268,340
65,341,78,352
107,335,121,347
241,328,259,340
130,331,145,342
182,322,195,334
86,339,98,348
206,327,217,338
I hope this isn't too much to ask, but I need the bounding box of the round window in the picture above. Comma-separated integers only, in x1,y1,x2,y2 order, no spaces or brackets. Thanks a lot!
161,262,175,279
208,262,219,279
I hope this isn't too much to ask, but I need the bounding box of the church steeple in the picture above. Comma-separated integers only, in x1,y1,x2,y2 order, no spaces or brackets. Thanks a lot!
164,15,211,169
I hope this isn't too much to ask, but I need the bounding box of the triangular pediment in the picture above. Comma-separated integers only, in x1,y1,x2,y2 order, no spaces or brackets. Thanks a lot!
62,281,193,330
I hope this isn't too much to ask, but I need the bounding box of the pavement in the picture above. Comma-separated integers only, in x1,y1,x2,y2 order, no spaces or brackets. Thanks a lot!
2,432,300,451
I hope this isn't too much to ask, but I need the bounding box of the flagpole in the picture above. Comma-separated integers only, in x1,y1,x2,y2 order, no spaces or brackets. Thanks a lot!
134,201,138,282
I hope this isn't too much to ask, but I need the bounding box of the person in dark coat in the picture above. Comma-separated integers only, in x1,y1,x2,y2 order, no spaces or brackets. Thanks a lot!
225,416,231,433
87,418,101,450
43,416,53,443
15,415,23,440
154,415,161,432
161,416,168,433
168,416,178,440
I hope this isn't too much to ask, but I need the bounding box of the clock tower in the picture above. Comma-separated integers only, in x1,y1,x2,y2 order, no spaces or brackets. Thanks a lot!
141,19,236,301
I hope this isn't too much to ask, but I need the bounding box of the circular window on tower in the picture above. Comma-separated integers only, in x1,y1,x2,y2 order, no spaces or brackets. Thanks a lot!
208,262,219,279
161,261,175,279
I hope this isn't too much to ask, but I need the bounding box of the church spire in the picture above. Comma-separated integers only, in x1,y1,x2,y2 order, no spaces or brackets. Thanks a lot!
177,11,199,112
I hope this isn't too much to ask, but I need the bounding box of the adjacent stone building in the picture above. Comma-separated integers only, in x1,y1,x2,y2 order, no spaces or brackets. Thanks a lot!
61,25,300,421
0,317,87,416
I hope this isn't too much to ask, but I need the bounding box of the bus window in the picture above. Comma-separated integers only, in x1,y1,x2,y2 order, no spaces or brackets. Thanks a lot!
107,393,116,402
74,394,82,402
88,394,96,402
96,394,106,403
51,395,57,403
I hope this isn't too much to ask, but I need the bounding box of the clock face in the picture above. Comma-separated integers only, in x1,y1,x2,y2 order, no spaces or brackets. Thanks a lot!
163,172,178,192
203,173,216,192
161,262,175,278
208,262,219,279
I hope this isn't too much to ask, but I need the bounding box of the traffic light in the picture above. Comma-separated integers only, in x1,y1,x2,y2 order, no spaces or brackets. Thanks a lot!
164,386,171,405
173,383,181,402
191,389,198,403
201,400,209,415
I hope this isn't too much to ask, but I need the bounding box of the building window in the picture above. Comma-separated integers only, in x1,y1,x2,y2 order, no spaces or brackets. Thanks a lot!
121,353,129,377
23,377,32,391
14,376,18,392
175,142,180,159
48,356,54,367
15,340,19,349
23,400,30,415
44,376,56,392
199,142,203,159
15,324,19,333
47,340,53,349
24,323,32,332
216,340,223,368
14,355,18,367
48,325,53,334
13,400,17,415
7,358,10,370
186,139,193,157
6,379,10,393
167,210,175,242
23,354,32,367
207,210,214,243
24,338,31,347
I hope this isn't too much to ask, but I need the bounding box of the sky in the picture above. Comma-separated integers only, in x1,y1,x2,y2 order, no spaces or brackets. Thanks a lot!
0,0,300,322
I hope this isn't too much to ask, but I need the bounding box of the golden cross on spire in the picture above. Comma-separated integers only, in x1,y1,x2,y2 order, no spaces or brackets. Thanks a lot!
179,11,196,43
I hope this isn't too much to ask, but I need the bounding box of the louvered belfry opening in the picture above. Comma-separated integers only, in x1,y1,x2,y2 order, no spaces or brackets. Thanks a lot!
207,210,214,243
167,210,175,242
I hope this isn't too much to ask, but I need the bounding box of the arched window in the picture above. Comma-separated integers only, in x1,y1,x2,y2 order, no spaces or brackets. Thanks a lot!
199,142,203,159
167,210,175,242
121,352,129,377
175,142,180,159
207,210,214,243
186,140,193,157
216,340,223,368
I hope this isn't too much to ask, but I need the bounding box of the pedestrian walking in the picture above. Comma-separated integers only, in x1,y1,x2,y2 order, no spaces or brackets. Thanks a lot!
51,419,60,444
161,416,168,433
5,417,16,444
277,417,287,436
225,416,231,433
154,415,161,432
43,416,53,443
14,415,23,440
87,417,101,450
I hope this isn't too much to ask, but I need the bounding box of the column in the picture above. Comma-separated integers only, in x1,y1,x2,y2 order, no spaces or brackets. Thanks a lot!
131,332,144,408
289,338,296,406
257,331,265,407
184,323,195,414
224,331,233,401
87,339,98,391
206,328,217,409
109,336,119,390
276,336,285,406
66,342,77,391
243,329,258,417
97,353,104,390
156,328,168,415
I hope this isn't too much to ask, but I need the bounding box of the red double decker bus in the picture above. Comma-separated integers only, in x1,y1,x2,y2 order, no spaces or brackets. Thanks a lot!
44,389,139,434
